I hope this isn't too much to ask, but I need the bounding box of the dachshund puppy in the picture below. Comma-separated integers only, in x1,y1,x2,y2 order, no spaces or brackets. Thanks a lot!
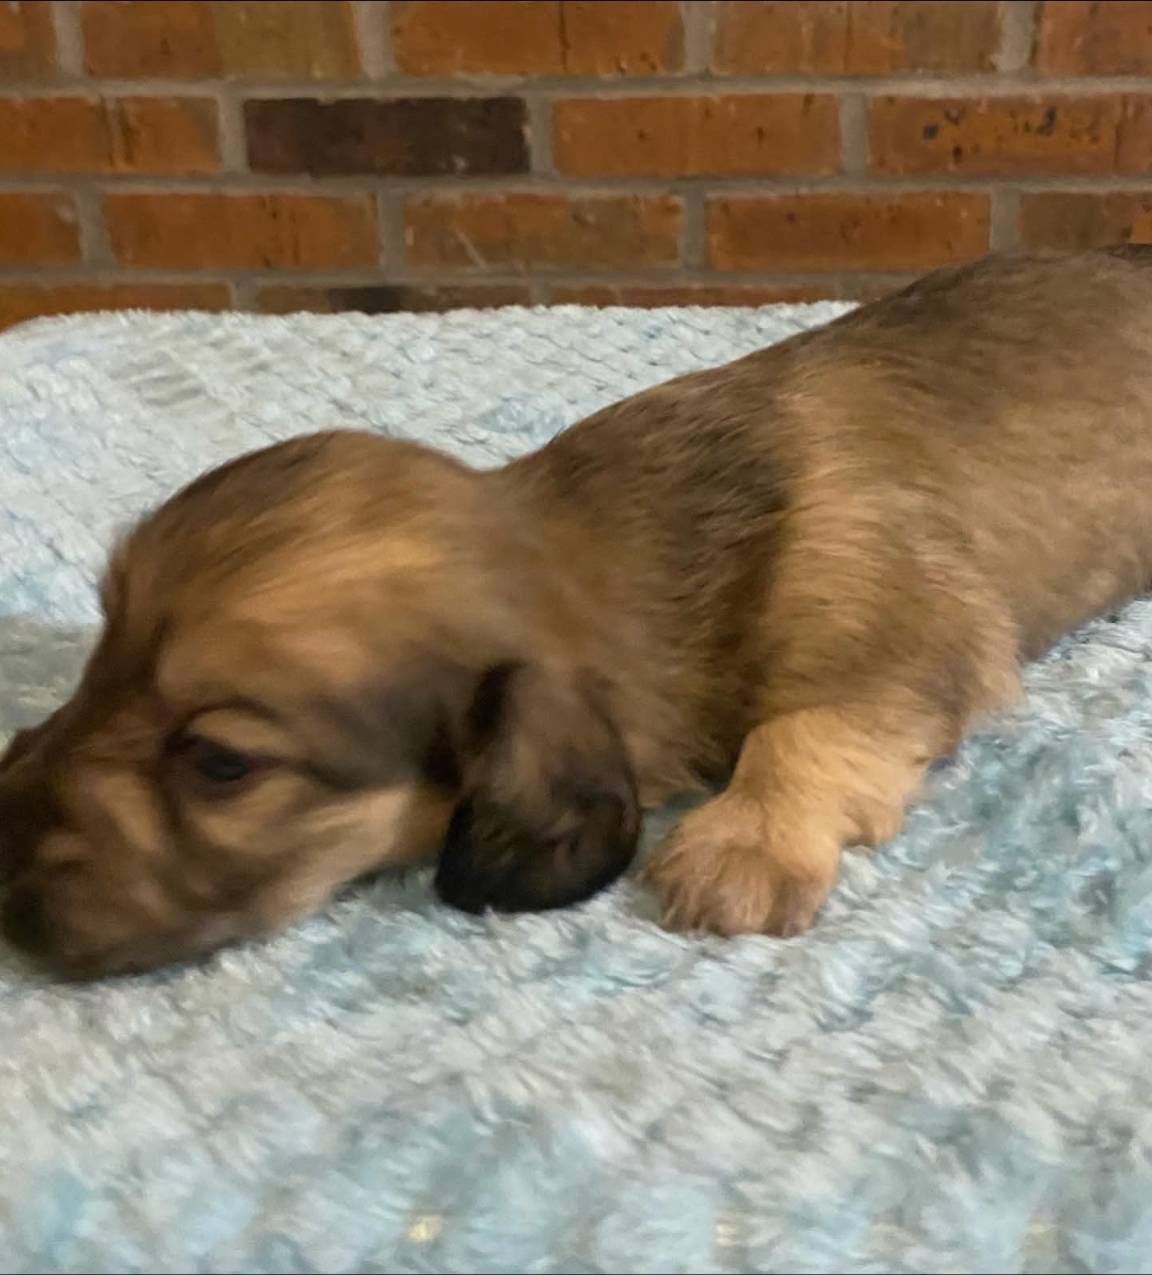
5,247,1152,977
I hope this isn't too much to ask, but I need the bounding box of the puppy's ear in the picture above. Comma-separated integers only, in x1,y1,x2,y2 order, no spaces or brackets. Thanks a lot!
434,662,640,914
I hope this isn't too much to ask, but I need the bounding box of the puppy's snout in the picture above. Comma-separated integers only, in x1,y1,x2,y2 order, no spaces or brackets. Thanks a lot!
0,730,32,777
0,764,58,886
1,883,51,956
0,782,30,886
0,711,59,775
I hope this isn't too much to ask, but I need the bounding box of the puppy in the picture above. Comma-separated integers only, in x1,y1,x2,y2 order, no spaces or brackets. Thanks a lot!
4,247,1152,978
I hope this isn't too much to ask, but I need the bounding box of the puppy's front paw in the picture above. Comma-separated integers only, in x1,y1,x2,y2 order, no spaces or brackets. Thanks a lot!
641,796,838,938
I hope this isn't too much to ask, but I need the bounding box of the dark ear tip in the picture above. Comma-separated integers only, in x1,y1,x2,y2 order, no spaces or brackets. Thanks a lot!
433,786,641,917
435,659,641,918
431,803,489,915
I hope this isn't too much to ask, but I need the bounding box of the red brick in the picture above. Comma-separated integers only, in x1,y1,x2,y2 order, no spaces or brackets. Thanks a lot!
404,194,682,271
558,1,683,74
212,1,359,78
712,1,999,74
83,0,359,77
0,193,80,265
868,95,1142,177
0,1,56,78
106,193,379,270
1118,97,1152,171
256,283,532,315
0,96,219,174
551,282,840,306
392,0,562,74
1036,1,1152,75
392,0,681,75
245,98,528,176
105,98,220,174
82,1,220,76
707,193,989,272
553,94,839,178
714,1,844,73
1018,191,1152,249
0,98,107,173
0,284,230,331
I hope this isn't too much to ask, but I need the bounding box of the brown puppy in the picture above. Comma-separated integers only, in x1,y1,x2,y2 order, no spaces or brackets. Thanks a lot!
4,247,1152,978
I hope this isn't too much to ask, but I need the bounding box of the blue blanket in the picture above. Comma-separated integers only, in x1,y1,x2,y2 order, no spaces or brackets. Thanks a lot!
3,304,1152,1275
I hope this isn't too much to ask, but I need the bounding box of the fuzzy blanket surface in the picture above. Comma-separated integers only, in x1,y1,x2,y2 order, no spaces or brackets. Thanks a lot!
3,303,1152,1275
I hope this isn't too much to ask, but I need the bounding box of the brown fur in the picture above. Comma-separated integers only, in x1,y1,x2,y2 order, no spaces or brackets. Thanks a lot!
4,248,1152,977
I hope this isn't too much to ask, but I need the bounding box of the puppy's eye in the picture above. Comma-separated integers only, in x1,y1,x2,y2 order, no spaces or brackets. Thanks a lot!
177,737,263,789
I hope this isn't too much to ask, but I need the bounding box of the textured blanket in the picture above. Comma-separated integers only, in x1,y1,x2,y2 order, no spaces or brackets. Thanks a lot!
3,303,1152,1275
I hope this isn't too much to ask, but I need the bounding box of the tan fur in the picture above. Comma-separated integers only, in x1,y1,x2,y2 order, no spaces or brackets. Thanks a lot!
644,700,946,937
5,247,1152,977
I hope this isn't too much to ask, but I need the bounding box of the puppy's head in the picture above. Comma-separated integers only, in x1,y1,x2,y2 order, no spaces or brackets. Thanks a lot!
0,432,639,979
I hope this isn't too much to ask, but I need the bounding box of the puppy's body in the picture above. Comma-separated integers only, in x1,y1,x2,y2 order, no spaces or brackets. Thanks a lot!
4,248,1152,974
507,245,1152,780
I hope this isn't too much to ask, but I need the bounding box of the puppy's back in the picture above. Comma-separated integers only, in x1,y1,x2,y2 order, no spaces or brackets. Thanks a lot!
820,249,1152,654
513,249,1152,678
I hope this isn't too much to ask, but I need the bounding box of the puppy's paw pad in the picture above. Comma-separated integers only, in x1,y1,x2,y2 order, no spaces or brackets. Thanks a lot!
642,802,834,938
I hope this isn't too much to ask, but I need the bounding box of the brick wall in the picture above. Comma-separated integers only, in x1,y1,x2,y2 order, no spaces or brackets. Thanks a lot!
2,1,1152,328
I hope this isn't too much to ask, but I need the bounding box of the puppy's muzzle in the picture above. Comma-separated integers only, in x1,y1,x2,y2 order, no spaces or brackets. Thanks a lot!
1,882,50,956
0,724,47,885
0,714,75,962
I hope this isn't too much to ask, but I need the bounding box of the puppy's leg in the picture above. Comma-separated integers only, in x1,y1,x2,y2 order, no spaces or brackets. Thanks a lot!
643,698,947,936
645,472,1027,938
645,573,1021,938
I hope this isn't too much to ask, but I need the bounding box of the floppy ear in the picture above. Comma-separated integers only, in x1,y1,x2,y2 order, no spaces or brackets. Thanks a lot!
433,662,641,914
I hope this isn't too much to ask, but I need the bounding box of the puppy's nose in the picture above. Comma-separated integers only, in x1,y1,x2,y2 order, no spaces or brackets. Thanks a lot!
1,883,51,955
0,763,62,885
0,794,31,885
0,719,51,773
